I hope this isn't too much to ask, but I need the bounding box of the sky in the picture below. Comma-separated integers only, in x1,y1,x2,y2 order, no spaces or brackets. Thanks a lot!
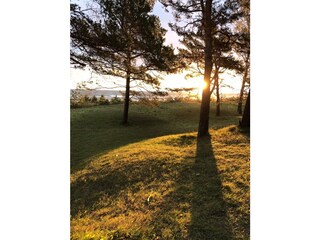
70,0,242,94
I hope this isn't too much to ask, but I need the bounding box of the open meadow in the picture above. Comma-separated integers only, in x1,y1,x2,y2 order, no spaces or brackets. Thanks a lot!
71,102,250,240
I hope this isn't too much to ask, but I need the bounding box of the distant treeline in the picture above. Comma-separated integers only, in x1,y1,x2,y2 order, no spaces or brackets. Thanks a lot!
70,93,122,108
70,89,244,109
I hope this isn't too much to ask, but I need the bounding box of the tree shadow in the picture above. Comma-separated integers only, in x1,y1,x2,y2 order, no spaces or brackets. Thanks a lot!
71,131,245,238
71,159,168,217
71,104,240,173
189,135,233,240
146,134,234,239
71,113,170,173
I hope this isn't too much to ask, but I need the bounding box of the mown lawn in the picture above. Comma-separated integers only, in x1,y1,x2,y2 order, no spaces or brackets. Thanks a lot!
71,102,249,240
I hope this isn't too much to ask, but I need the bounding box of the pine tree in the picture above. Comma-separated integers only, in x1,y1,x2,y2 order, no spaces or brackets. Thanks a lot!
99,94,107,105
91,95,98,103
179,1,241,116
233,0,250,115
71,0,179,124
161,0,241,133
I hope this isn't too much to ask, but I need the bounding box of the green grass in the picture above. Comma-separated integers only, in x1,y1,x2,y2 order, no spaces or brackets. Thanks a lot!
71,102,249,239
71,102,240,172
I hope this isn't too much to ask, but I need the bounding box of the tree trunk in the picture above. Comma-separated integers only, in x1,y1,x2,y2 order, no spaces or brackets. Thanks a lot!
240,90,250,128
237,75,246,115
198,0,213,137
215,75,220,116
122,73,130,124
238,59,249,115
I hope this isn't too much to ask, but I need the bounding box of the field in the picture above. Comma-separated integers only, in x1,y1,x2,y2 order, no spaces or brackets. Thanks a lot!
71,102,250,239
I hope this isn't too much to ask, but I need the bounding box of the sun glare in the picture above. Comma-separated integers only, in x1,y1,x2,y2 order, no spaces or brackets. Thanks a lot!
196,80,207,98
199,80,207,91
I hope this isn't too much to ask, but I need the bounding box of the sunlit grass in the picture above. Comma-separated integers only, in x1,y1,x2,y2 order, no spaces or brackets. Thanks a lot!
71,102,249,240
71,102,240,173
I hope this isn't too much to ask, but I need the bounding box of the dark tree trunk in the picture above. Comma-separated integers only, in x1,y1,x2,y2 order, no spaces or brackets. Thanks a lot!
198,83,211,137
198,0,213,137
215,76,220,116
240,90,250,128
237,76,246,115
238,60,249,115
122,73,130,124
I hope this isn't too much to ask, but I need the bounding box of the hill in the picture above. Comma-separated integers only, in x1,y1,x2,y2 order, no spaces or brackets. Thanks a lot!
71,102,250,239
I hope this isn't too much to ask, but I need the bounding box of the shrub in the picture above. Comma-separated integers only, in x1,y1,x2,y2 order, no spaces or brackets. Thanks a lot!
110,96,122,104
104,99,110,105
91,95,98,103
99,95,110,105
70,100,81,108
99,94,105,104
84,95,91,103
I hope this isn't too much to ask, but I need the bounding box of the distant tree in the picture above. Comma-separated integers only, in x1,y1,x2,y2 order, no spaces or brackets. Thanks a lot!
99,94,106,105
71,0,180,124
91,95,98,103
110,96,122,104
98,94,110,105
70,89,82,108
104,99,110,105
84,94,91,103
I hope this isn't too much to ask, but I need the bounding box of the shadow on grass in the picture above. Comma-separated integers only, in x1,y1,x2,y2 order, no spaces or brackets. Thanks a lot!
71,112,240,174
188,135,233,240
239,126,250,138
71,103,238,172
146,135,233,239
71,111,171,173
71,131,243,239
71,159,170,217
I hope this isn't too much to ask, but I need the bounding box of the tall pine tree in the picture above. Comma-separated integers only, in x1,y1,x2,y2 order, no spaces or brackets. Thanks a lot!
234,0,250,115
161,0,215,136
71,0,179,124
161,0,241,135
177,0,241,116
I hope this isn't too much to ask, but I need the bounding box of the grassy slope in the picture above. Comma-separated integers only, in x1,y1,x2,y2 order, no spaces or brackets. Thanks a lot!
71,102,249,240
71,102,240,172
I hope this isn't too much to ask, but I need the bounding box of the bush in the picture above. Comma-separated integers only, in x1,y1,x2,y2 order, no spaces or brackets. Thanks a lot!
84,95,91,103
104,99,110,105
99,95,110,105
91,95,98,103
99,94,105,104
70,100,81,108
110,96,123,104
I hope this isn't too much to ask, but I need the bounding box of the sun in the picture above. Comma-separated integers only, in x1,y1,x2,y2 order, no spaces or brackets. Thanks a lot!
195,80,208,98
199,80,207,91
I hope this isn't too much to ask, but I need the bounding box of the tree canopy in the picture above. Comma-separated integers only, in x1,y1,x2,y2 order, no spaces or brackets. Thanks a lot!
160,0,242,135
71,0,180,123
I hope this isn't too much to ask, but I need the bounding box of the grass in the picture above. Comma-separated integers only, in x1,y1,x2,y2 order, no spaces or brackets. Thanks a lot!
71,102,240,172
71,102,249,239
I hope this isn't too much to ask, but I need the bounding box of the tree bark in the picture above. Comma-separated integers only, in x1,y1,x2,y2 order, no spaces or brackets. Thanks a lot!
215,74,220,116
237,75,245,114
122,72,130,124
198,0,213,137
240,90,250,128
238,58,249,115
